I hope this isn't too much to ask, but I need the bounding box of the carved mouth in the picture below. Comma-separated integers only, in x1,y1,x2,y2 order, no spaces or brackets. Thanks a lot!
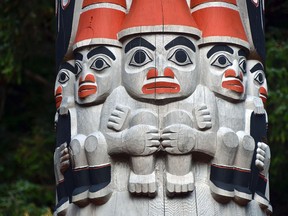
78,84,97,99
55,86,62,109
142,78,180,94
222,79,244,93
259,87,268,104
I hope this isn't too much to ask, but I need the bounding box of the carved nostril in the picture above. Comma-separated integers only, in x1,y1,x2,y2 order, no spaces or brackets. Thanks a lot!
80,74,96,84
147,68,158,79
164,68,175,78
224,69,236,78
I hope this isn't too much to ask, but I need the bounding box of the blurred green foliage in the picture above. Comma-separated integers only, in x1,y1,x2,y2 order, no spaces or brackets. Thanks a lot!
0,0,287,215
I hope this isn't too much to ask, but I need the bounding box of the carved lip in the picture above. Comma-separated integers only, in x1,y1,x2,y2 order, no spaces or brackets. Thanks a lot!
222,79,244,93
78,84,97,99
142,77,180,94
259,87,268,104
55,86,62,109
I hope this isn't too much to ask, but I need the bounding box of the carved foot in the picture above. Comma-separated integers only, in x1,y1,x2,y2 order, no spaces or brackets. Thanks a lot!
55,196,69,216
166,171,194,197
89,183,112,205
128,171,157,197
209,164,234,203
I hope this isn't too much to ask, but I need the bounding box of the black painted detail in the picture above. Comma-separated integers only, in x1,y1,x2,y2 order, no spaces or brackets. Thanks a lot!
210,165,234,192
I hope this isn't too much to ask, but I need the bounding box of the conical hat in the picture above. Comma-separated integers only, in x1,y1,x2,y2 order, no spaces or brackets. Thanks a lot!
118,0,201,40
191,1,249,49
73,1,126,50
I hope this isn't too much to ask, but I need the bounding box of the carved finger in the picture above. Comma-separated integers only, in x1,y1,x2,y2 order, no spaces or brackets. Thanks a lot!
60,153,70,163
108,115,121,123
146,140,161,147
256,154,265,162
146,132,160,140
198,109,210,116
256,148,266,157
255,160,264,171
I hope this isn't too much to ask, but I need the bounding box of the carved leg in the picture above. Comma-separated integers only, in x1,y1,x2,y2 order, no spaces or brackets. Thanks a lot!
85,132,112,205
165,154,194,197
129,155,157,197
233,131,255,206
54,147,69,216
70,134,90,207
210,127,238,203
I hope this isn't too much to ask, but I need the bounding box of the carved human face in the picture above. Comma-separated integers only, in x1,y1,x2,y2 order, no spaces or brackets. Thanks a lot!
122,34,199,101
200,45,247,101
246,60,268,104
54,61,75,109
74,46,121,105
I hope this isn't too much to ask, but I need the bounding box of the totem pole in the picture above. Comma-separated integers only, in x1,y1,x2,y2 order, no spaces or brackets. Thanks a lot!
54,0,271,215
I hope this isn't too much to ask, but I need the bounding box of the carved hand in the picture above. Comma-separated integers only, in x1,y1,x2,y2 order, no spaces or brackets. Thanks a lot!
123,124,161,155
194,104,212,130
161,124,196,154
107,105,130,131
59,142,70,174
255,142,271,175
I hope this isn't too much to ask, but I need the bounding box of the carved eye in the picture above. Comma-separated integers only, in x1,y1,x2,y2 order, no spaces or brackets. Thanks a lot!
129,49,152,67
58,71,69,84
168,49,193,66
211,55,232,68
254,72,264,85
239,59,247,74
75,61,82,78
90,58,110,71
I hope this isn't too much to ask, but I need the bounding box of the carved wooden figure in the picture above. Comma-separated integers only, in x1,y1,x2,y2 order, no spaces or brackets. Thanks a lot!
54,60,77,215
67,0,126,208
54,0,271,215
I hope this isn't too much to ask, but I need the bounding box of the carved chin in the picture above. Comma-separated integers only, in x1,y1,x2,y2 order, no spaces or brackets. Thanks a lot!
142,82,180,94
222,80,244,93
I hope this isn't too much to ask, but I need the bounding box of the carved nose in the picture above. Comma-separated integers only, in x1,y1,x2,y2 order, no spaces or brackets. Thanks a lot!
164,68,175,78
79,74,96,84
147,68,158,79
224,69,243,81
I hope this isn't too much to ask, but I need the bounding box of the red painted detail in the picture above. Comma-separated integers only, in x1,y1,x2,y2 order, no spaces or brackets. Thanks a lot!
164,68,175,78
192,7,248,44
78,74,97,99
78,85,97,99
233,167,251,173
225,69,243,81
258,173,268,182
142,82,180,94
82,0,127,8
259,86,268,104
120,0,199,35
74,8,125,45
55,86,63,109
190,0,237,8
90,163,112,169
80,74,96,84
222,80,244,93
224,69,236,78
147,68,158,79
211,164,234,170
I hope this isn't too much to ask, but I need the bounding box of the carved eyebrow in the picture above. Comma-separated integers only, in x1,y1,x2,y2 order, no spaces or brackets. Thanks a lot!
74,52,83,61
124,37,156,53
87,46,116,60
207,45,234,58
250,63,264,73
59,62,76,74
164,36,196,52
238,49,248,57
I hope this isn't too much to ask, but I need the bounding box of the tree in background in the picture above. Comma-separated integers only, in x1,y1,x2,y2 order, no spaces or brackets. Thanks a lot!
0,0,287,215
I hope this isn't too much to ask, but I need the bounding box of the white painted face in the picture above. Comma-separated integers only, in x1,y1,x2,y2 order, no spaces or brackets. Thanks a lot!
200,44,248,101
54,61,75,110
246,60,268,104
122,34,199,101
74,46,121,105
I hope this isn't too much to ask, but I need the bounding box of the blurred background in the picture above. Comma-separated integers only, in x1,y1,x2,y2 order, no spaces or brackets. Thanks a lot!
0,0,287,215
